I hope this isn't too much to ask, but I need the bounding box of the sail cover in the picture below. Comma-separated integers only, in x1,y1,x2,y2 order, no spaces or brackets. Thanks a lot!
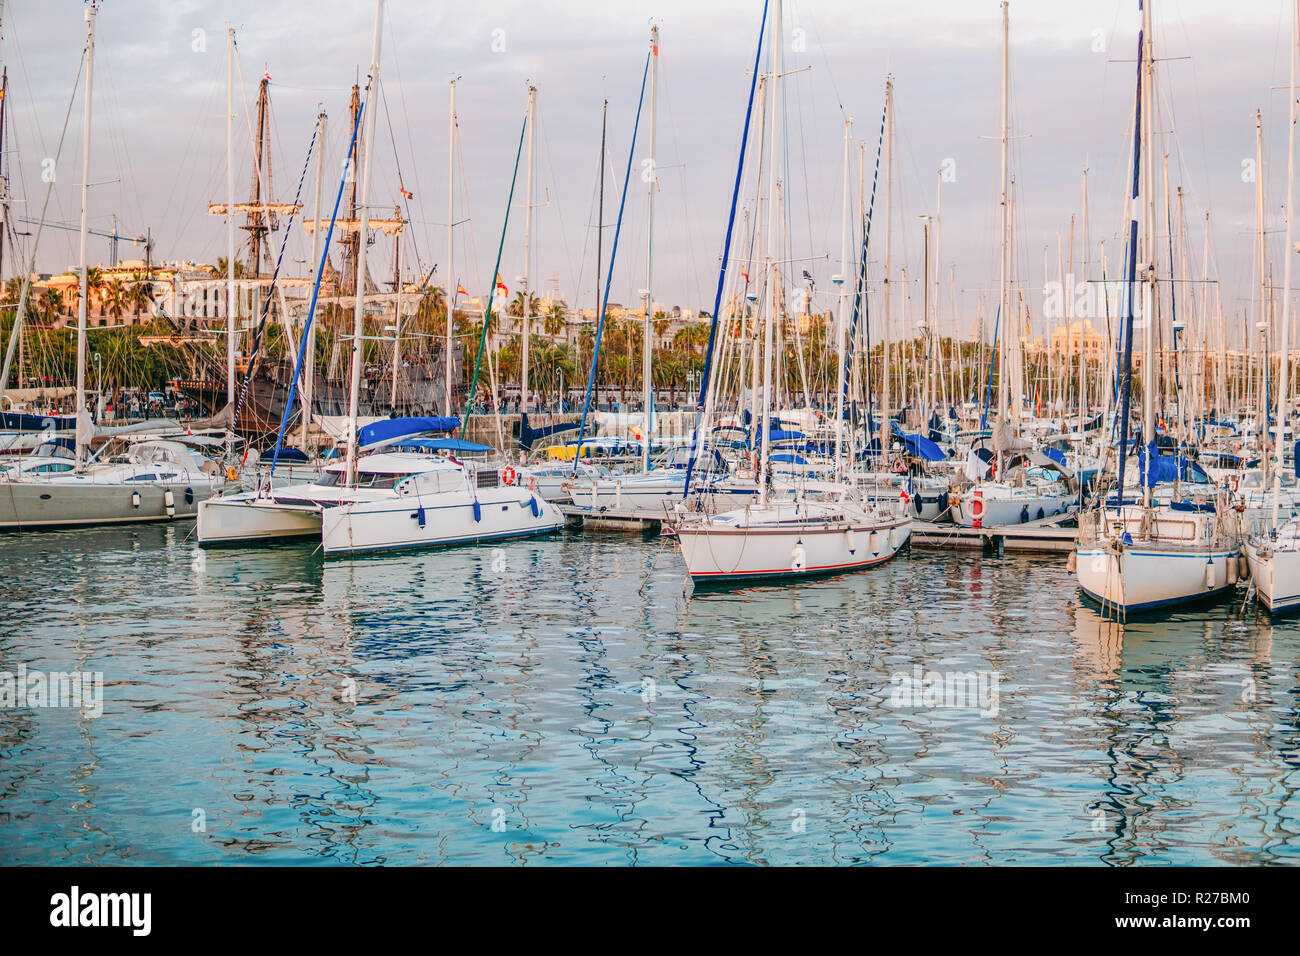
357,416,461,449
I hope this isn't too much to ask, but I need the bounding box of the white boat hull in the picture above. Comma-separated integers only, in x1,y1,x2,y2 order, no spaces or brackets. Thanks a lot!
1244,539,1300,613
1075,544,1239,614
320,485,564,556
952,490,1074,528
674,514,911,583
197,495,322,546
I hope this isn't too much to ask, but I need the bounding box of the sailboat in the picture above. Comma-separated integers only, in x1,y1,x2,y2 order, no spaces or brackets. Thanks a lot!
201,0,562,554
950,2,1074,530
668,0,910,583
0,2,228,532
1074,0,1242,615
1244,0,1300,613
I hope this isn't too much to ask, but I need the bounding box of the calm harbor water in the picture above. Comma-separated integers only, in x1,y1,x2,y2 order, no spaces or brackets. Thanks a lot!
1,523,1298,865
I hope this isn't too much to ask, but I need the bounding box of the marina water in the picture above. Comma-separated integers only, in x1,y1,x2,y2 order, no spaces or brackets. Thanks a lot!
1,527,1297,865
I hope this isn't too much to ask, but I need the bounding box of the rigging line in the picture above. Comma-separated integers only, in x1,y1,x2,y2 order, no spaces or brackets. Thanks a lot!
572,48,653,475
0,46,87,393
377,77,423,275
683,0,769,497
460,110,529,434
384,18,432,275
231,120,319,434
536,97,579,307
268,98,365,480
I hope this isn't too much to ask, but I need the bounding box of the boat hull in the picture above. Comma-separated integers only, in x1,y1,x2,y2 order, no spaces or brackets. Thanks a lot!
0,478,219,531
1075,544,1240,614
674,517,912,583
952,490,1074,528
320,487,564,556
1244,540,1300,613
197,495,323,546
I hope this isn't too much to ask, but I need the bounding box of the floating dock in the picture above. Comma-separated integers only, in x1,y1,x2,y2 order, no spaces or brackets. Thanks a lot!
559,504,665,531
910,512,1076,554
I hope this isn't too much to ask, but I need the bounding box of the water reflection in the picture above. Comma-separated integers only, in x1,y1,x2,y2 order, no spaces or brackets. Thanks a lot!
0,527,1297,864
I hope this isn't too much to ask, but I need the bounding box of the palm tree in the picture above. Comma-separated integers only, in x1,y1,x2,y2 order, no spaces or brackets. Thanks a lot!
215,257,246,278
543,304,566,338
103,279,128,324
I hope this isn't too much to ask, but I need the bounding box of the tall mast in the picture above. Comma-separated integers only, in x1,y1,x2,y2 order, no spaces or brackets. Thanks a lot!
445,78,456,415
997,0,1011,449
389,206,402,408
1140,0,1157,510
343,0,384,486
521,82,536,416
833,114,851,472
642,24,660,472
74,3,98,470
302,108,326,450
594,98,607,408
880,79,894,464
225,26,236,405
1274,0,1298,528
1256,109,1269,472
758,0,781,506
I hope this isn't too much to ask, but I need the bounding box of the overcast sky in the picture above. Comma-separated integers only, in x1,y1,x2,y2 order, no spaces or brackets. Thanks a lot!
3,0,1296,345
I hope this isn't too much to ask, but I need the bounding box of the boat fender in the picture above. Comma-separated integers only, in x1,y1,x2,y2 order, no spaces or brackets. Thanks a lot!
791,541,807,571
869,530,879,555
184,487,194,505
1066,551,1077,573
913,493,923,516
472,500,482,523
1019,505,1029,524
530,496,541,517
1036,507,1045,521
164,489,176,518
131,491,141,509
1238,554,1250,578
1204,559,1215,590
416,507,426,528
1227,556,1238,585
938,491,949,514
845,527,856,554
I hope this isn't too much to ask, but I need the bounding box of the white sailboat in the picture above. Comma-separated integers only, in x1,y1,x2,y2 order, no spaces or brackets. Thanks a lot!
200,0,563,555
1074,0,1242,615
1244,0,1300,613
669,0,910,583
951,2,1074,530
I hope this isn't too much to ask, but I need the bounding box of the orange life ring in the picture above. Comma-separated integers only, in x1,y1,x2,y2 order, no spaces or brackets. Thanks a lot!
502,466,517,486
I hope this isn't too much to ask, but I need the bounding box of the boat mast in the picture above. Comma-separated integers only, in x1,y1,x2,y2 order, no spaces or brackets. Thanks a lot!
1255,110,1269,479
642,24,659,472
834,114,851,473
344,0,384,486
225,26,236,406
595,98,606,410
1140,0,1157,512
1274,0,1298,529
74,2,98,470
881,78,894,465
758,0,781,507
445,78,456,416
996,0,1010,474
301,109,326,450
521,82,536,416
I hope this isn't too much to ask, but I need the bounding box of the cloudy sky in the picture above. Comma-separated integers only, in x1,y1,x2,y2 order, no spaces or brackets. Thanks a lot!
3,0,1296,345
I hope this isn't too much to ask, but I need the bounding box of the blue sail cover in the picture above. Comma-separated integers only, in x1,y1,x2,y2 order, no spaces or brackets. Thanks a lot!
358,416,461,449
1137,440,1210,486
397,437,492,453
891,422,945,461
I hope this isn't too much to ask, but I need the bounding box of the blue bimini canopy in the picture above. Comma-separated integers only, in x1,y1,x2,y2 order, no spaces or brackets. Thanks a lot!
358,416,461,449
397,437,492,453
